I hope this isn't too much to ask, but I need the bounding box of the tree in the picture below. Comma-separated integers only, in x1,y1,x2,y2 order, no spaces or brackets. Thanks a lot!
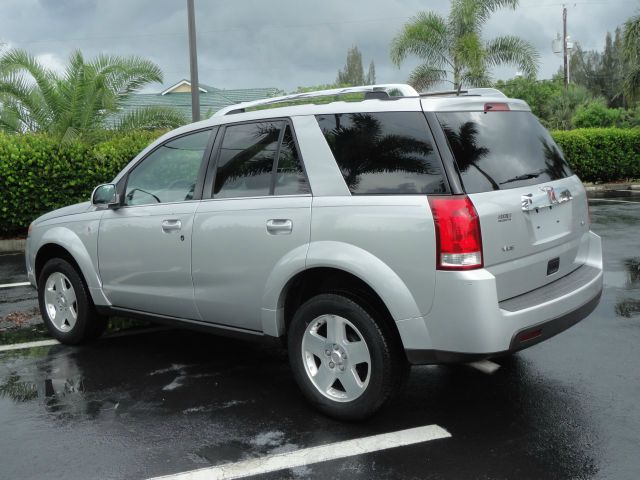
0,49,187,138
495,76,563,123
390,0,539,91
366,61,376,85
623,14,640,103
336,46,376,86
570,28,626,107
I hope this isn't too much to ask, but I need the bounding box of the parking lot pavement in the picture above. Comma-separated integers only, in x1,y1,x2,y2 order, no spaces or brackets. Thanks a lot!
0,253,38,327
0,197,639,480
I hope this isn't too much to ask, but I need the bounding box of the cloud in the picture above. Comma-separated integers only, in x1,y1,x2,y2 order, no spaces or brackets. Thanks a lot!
0,0,636,92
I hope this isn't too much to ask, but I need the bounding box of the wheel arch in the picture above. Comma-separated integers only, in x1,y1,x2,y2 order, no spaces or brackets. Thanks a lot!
34,227,110,306
260,241,430,350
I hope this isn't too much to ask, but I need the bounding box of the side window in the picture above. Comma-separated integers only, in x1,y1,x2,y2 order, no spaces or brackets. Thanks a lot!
125,130,211,206
214,121,281,199
274,125,310,195
315,112,448,195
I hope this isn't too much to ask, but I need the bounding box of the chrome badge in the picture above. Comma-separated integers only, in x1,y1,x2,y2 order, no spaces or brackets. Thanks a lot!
521,186,572,212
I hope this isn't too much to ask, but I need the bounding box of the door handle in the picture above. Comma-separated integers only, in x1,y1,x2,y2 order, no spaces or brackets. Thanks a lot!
161,219,182,232
266,219,293,235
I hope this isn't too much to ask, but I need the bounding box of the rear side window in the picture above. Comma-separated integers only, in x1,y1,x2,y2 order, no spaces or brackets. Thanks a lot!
214,121,310,199
274,125,310,196
214,121,281,199
316,112,447,195
436,111,573,194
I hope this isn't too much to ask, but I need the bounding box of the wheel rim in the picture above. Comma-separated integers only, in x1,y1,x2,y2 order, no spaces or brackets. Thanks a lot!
44,272,78,332
301,314,371,403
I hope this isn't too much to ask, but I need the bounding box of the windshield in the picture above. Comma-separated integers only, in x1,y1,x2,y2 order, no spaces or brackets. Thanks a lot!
436,111,573,193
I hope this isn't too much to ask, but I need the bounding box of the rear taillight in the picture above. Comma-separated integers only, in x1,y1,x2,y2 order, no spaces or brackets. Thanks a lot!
428,196,483,270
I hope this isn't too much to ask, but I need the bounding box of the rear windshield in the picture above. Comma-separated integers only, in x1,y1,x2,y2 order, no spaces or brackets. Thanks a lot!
316,112,448,195
436,111,573,193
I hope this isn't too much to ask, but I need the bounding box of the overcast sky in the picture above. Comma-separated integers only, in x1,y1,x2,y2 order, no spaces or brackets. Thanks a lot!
1,0,637,93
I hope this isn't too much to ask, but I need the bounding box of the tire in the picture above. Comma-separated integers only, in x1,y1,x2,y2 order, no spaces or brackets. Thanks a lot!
38,258,107,345
288,293,407,421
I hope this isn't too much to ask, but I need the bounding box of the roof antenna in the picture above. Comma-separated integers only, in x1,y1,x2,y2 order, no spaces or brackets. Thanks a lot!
456,83,463,96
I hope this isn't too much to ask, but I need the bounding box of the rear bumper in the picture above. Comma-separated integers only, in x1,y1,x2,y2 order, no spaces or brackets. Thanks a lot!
398,231,603,365
406,290,601,364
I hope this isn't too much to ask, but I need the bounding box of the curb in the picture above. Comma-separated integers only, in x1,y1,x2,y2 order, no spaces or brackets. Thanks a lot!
0,238,25,254
584,183,640,192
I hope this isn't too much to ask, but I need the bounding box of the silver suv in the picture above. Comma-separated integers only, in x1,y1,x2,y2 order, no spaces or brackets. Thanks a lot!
26,84,603,420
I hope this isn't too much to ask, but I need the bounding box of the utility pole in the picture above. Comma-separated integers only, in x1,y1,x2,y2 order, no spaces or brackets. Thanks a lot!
563,5,568,89
187,0,200,122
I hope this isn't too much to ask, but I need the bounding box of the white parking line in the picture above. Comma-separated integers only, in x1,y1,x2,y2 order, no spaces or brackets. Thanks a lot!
0,339,60,352
148,424,451,480
468,359,501,374
0,281,31,289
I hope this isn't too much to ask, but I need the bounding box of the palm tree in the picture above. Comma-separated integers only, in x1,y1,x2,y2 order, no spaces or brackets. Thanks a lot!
390,0,539,91
0,49,187,139
623,14,640,103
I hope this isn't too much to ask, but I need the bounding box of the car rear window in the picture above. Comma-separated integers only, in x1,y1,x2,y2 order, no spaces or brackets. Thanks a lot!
436,111,572,194
316,112,448,195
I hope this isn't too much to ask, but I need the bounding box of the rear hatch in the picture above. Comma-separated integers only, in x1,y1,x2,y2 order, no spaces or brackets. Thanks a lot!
434,107,591,301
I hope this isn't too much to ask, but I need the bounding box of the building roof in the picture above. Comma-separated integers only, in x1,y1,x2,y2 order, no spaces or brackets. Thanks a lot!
119,83,281,120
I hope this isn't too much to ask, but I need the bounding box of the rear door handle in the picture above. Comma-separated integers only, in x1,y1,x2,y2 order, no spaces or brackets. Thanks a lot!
161,219,182,232
266,219,293,235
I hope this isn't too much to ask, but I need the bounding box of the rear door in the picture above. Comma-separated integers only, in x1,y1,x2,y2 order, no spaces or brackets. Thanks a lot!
433,109,590,301
192,119,312,331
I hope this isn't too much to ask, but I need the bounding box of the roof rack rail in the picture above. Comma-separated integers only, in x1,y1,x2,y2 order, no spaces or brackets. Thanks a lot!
212,84,420,117
420,87,506,98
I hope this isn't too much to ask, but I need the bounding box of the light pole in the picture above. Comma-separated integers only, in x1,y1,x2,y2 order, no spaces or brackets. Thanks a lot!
563,6,568,89
187,0,200,122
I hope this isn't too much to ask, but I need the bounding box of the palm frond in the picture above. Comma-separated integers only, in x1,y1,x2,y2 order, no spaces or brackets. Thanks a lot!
408,65,449,91
485,35,539,78
0,49,61,116
113,106,187,131
390,12,452,69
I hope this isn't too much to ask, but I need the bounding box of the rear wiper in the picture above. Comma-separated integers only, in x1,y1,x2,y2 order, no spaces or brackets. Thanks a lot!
500,169,545,185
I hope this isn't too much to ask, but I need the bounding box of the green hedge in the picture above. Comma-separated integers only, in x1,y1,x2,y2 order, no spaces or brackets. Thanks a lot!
1,128,639,235
0,131,165,235
551,128,640,183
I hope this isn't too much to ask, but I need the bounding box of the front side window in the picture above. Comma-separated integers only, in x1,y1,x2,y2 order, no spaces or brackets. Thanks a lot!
125,130,211,206
316,112,447,195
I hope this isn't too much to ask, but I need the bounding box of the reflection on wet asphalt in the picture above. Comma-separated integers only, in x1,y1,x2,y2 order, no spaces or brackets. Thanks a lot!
0,199,639,480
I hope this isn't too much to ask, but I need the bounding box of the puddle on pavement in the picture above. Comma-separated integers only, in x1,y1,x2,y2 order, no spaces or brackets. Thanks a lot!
614,257,640,318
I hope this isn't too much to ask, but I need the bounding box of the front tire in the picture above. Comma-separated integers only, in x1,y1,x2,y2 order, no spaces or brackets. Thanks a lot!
288,294,406,420
38,258,107,344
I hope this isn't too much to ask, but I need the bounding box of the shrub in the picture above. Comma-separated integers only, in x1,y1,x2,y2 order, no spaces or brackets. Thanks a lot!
573,102,621,128
0,130,165,235
552,128,640,182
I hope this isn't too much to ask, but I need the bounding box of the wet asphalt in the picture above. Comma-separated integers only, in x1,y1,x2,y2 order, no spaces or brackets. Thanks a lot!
0,193,639,480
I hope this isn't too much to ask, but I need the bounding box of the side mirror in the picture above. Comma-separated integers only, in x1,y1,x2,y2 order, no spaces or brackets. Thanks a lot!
91,184,120,209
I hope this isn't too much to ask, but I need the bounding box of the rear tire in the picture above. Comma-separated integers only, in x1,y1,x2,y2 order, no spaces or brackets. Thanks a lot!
38,258,107,345
288,293,406,420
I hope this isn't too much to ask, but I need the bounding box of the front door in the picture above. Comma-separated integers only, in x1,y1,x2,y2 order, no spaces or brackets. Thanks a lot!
98,129,214,319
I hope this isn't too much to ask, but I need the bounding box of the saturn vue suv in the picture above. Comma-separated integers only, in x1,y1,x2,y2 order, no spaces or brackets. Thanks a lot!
26,84,603,420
